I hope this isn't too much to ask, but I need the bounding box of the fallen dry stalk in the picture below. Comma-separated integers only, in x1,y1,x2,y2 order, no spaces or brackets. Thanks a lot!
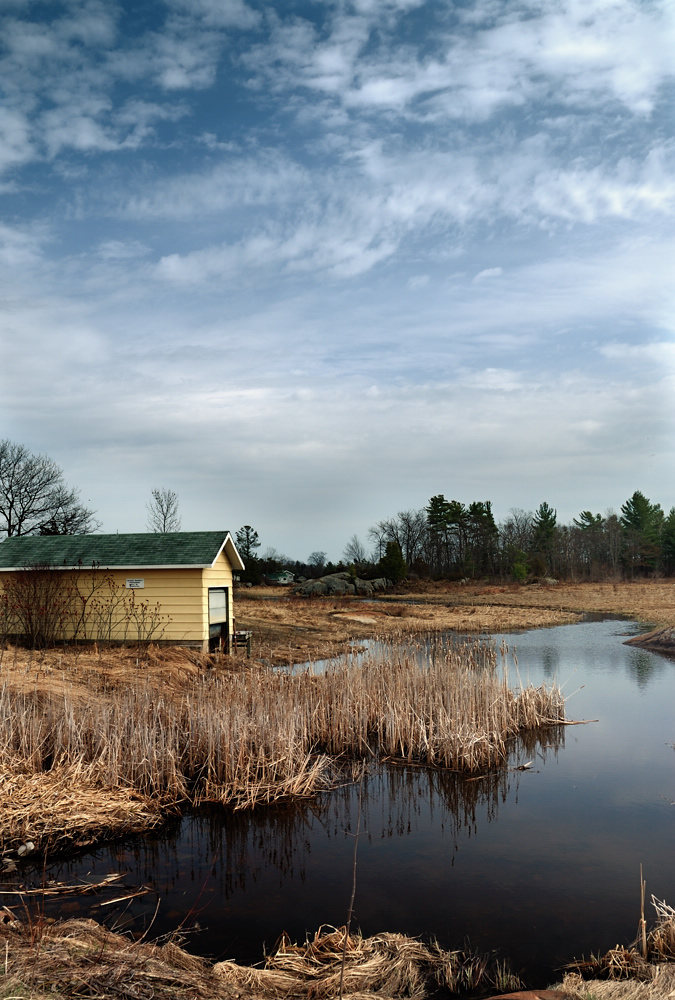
0,872,124,897
0,916,526,999
0,760,167,857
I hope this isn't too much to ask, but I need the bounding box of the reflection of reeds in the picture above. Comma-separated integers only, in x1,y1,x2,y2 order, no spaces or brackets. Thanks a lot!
0,634,564,852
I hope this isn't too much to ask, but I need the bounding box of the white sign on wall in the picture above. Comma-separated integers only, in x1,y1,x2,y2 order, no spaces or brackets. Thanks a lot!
126,578,145,589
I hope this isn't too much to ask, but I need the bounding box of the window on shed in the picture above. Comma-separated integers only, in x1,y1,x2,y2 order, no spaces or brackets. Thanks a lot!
208,587,228,624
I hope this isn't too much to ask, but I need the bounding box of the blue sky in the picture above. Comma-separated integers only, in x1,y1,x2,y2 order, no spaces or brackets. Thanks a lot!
1,0,674,561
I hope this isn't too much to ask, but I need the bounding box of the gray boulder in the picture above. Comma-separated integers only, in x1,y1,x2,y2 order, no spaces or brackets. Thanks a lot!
293,572,390,597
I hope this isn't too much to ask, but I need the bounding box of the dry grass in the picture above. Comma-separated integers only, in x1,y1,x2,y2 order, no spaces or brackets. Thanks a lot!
0,917,231,1000
561,965,675,999
0,761,166,858
0,917,523,999
414,579,675,627
236,591,580,666
2,911,673,1000
217,924,523,998
561,897,675,999
292,635,565,771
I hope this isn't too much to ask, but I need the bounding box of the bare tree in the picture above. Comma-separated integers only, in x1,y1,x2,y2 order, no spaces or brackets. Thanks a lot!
500,508,533,552
0,439,98,537
369,510,427,568
146,488,181,533
343,534,369,566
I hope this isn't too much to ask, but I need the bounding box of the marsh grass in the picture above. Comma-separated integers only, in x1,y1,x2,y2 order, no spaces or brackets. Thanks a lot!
0,634,564,853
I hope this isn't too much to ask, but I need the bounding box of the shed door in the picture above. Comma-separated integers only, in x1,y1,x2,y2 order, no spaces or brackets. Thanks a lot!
208,587,229,651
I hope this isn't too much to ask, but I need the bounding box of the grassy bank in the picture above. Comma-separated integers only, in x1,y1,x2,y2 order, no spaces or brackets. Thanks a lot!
0,902,673,1000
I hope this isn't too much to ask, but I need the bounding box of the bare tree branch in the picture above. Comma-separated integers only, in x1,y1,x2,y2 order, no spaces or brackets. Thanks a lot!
0,439,99,537
146,488,181,533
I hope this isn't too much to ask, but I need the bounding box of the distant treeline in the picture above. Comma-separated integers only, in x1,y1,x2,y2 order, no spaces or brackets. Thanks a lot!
242,490,675,584
356,491,674,582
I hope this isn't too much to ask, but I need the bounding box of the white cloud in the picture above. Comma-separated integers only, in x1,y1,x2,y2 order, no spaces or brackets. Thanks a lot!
0,222,50,268
122,155,309,219
473,267,503,281
242,0,675,124
599,341,675,367
96,240,151,261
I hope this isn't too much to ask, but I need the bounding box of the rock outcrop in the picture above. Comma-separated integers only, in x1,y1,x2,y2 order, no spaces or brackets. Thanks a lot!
293,572,390,597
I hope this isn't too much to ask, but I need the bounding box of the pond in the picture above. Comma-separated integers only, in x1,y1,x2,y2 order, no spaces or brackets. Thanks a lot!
10,619,675,988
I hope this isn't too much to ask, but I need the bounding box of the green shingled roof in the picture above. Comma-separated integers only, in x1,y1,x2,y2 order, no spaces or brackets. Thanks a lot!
0,532,244,571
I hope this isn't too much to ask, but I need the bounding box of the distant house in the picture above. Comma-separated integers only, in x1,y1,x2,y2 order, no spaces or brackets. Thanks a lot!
266,570,295,585
0,531,245,652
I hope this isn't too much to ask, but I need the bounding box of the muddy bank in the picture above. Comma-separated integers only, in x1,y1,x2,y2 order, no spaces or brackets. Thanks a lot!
624,625,675,655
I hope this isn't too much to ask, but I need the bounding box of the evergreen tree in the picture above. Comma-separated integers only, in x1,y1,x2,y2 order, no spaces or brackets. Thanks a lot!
572,510,605,578
532,502,557,575
236,525,262,582
620,491,663,575
465,501,498,577
425,494,452,576
661,508,675,576
378,540,407,583
236,524,260,561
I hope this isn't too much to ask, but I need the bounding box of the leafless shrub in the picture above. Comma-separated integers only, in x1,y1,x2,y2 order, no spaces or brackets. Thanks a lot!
0,565,76,648
0,565,166,648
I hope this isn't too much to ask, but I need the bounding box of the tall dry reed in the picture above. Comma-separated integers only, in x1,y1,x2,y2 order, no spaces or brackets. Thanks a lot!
0,635,564,843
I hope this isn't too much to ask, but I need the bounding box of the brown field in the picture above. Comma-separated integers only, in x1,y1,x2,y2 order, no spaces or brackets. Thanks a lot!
1,579,672,693
235,579,675,666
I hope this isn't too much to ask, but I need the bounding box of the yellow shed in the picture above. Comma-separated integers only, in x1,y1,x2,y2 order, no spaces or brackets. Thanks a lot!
0,531,245,651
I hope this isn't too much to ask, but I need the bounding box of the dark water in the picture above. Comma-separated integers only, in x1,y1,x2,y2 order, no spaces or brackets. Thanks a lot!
10,619,675,987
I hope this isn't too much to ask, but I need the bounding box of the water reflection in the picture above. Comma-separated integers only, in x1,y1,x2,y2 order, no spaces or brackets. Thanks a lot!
625,648,664,689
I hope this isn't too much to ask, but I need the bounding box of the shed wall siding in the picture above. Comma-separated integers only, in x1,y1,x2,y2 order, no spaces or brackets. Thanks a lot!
99,569,205,642
0,563,233,646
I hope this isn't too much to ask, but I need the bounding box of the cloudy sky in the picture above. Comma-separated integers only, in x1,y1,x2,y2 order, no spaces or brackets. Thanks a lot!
1,0,674,561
